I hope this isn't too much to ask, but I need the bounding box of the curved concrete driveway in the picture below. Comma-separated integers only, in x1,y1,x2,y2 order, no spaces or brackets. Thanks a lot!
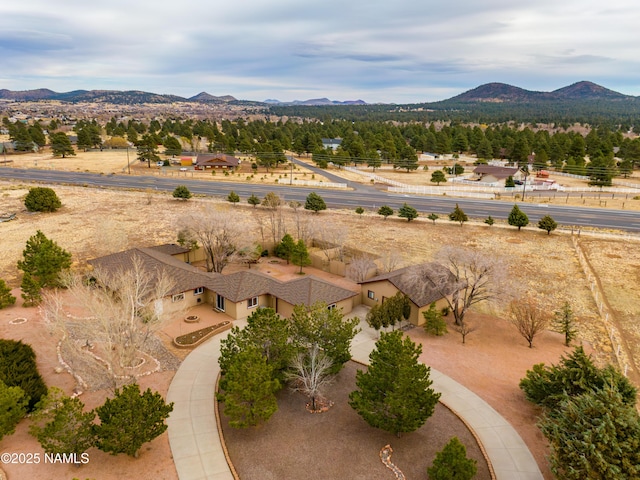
167,318,543,480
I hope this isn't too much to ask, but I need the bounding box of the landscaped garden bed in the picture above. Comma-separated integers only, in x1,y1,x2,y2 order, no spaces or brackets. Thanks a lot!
173,321,232,348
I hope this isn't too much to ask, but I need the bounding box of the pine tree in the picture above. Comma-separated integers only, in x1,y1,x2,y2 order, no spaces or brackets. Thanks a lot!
349,331,440,436
20,272,42,307
227,190,240,206
17,230,72,288
538,215,558,235
377,205,394,219
540,387,640,480
49,132,75,158
427,437,478,480
217,347,280,428
0,279,16,309
94,384,174,457
291,239,311,274
29,387,96,456
247,194,261,208
423,303,447,336
304,192,327,213
398,203,418,222
553,302,577,346
0,381,28,441
449,203,468,226
508,204,529,231
484,216,495,226
427,213,439,224
430,170,447,185
275,233,296,264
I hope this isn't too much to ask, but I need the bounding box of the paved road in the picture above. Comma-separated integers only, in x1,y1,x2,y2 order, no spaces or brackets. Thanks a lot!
1,167,639,232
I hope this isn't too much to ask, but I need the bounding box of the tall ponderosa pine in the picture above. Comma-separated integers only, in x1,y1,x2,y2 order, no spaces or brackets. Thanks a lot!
349,331,440,436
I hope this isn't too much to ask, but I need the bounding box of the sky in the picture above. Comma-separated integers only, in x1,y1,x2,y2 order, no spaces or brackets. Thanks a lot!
1,1,639,104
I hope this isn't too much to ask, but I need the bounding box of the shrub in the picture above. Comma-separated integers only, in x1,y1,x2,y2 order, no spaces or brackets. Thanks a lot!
24,187,62,212
427,437,477,480
172,185,192,200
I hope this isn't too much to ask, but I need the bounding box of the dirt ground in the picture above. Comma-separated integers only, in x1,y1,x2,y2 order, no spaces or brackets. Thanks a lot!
1,181,639,479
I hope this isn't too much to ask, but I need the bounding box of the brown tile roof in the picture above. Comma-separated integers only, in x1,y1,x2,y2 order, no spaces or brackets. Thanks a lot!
272,276,358,306
195,154,239,167
89,248,357,307
207,270,274,302
472,165,519,180
360,263,458,307
148,244,191,256
88,247,211,296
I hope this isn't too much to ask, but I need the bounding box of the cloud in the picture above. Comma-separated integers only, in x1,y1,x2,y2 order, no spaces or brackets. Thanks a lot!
1,1,639,102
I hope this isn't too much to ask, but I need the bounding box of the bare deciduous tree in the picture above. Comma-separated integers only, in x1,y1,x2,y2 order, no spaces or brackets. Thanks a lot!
262,192,285,245
286,344,334,412
44,255,183,385
314,222,349,263
379,250,404,273
510,297,550,348
182,210,242,273
346,254,377,282
412,247,508,326
452,321,477,345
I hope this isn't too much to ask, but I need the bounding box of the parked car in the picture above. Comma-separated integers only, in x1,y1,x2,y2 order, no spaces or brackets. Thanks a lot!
156,161,164,166
179,167,188,171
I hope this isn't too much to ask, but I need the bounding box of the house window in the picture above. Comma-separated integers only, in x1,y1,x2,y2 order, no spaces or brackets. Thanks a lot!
327,303,337,310
247,297,258,308
194,287,204,295
172,293,185,303
367,290,375,300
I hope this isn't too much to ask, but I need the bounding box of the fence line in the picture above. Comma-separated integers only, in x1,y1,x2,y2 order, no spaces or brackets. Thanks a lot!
571,236,632,377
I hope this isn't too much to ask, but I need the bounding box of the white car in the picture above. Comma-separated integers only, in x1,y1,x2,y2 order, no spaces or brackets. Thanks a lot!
179,167,188,171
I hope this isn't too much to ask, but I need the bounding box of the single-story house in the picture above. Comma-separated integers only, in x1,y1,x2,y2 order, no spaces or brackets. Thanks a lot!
194,154,240,170
359,263,459,326
88,245,359,320
471,165,522,184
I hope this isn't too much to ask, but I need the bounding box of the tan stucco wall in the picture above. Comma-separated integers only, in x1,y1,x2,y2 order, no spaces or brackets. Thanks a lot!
361,280,449,326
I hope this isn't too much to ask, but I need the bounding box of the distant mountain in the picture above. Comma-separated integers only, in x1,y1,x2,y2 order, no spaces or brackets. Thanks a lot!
188,92,237,102
0,88,58,101
444,81,633,103
0,88,236,105
550,81,629,100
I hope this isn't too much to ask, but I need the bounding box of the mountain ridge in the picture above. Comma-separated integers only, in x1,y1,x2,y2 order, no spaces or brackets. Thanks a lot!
0,81,635,105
